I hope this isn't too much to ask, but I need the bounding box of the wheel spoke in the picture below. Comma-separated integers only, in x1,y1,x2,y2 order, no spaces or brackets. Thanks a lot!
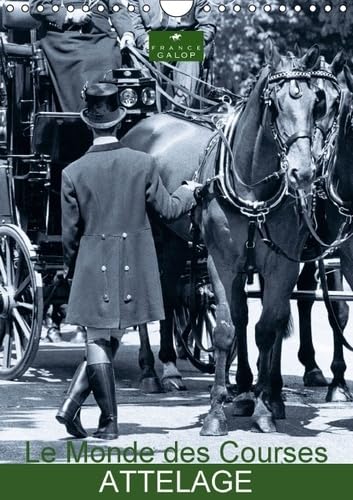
5,239,14,285
1,323,12,368
205,309,216,332
14,252,25,289
14,275,31,300
12,308,30,341
16,302,34,311
0,255,7,285
13,323,23,361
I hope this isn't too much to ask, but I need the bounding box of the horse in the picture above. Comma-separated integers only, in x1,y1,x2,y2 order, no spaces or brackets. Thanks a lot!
297,62,353,403
122,39,325,433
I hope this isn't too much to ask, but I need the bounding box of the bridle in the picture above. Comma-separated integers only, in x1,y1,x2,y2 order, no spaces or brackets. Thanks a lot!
201,68,338,217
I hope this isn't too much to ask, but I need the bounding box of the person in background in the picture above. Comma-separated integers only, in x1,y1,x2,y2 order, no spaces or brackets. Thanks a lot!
56,82,200,439
30,1,135,111
129,0,217,106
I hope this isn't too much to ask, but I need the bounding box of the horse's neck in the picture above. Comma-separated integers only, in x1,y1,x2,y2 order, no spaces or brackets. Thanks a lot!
333,93,353,200
231,73,279,200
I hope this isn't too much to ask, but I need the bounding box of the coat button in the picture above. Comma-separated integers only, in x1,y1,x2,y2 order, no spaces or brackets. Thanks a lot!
125,294,132,301
124,265,130,271
103,294,109,302
101,234,106,240
122,232,127,239
101,265,107,272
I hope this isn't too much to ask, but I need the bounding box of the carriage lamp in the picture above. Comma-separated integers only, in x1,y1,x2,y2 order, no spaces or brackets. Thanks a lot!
120,88,138,108
141,87,156,106
103,68,158,115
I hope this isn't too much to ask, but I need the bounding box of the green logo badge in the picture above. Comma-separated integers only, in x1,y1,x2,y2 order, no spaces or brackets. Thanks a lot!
149,30,204,62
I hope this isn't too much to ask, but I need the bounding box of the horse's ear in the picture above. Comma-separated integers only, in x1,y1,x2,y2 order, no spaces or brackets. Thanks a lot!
344,64,353,93
301,45,320,70
264,37,281,67
331,51,346,76
294,43,302,58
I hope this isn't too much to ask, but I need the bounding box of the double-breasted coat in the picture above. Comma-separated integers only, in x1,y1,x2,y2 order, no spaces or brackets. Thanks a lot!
61,142,196,329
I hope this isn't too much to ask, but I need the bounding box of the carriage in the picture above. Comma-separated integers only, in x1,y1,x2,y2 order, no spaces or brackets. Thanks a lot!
0,1,163,380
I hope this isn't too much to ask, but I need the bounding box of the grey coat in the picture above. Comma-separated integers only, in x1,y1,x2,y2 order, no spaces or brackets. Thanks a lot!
61,142,195,329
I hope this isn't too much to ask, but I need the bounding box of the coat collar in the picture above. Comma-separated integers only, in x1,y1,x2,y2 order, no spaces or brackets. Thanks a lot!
87,142,125,154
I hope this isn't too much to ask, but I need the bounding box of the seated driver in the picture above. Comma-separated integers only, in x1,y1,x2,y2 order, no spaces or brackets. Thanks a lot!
30,1,135,111
128,0,217,106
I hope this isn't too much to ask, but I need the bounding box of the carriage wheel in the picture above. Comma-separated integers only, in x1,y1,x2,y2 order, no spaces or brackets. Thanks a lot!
174,283,237,375
173,283,216,374
0,225,43,380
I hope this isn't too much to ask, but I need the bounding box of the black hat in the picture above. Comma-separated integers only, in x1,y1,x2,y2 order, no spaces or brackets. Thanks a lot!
80,83,126,129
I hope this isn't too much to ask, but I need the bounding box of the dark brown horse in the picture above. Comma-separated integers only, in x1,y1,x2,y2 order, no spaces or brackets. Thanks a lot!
297,63,353,403
197,42,326,434
122,40,324,433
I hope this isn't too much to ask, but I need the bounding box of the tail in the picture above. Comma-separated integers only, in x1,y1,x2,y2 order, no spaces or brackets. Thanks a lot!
283,314,294,339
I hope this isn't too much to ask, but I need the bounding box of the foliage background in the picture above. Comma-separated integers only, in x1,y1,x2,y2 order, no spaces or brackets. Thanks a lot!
213,0,353,93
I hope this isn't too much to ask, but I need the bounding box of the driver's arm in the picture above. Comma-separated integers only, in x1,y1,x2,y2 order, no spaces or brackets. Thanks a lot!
29,1,68,31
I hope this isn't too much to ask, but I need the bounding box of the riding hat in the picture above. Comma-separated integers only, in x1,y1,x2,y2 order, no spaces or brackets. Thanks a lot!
80,83,126,129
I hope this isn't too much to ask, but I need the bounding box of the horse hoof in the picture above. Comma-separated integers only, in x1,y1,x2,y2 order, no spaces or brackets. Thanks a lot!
47,328,62,343
233,392,255,416
200,412,228,436
304,368,328,387
162,377,187,392
271,400,286,420
326,384,353,402
140,377,164,394
252,394,276,432
252,416,277,433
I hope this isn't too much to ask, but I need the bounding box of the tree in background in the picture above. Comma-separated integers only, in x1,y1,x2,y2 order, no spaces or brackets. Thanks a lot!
213,1,353,93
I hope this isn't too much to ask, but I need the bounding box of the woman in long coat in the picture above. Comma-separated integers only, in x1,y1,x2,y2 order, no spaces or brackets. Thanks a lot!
30,1,135,111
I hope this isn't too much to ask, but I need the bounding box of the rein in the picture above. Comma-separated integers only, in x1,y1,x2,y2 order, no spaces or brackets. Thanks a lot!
126,45,227,112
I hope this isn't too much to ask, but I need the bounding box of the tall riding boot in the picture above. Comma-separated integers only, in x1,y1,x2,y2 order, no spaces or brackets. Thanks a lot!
56,361,90,438
56,339,120,439
87,339,118,440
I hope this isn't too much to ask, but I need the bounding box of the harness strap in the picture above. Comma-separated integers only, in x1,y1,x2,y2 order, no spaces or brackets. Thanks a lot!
318,259,353,352
245,220,257,284
285,130,312,149
126,46,222,107
298,191,353,249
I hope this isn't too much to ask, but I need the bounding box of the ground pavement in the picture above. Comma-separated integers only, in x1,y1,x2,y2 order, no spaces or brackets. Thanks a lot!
1,298,353,464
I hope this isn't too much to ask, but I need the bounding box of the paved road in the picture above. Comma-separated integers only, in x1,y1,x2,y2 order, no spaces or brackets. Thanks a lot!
1,298,353,464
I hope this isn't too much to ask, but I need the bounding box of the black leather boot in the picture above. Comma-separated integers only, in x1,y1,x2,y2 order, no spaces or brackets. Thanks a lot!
56,361,90,438
87,362,118,440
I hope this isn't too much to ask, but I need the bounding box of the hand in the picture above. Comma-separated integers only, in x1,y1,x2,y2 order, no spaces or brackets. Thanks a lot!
65,9,92,26
120,32,136,49
143,39,149,55
183,180,203,191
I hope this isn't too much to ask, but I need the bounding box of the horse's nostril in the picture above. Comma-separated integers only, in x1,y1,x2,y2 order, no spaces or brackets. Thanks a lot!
289,168,299,181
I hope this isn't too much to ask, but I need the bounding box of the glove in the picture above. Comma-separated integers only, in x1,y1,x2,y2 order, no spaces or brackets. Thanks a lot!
143,39,149,55
120,32,136,49
183,180,203,191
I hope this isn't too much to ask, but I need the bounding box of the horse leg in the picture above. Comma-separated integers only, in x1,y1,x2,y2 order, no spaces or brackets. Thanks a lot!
158,230,189,391
138,323,164,393
253,266,296,433
297,263,327,386
232,273,255,416
200,254,235,436
325,251,352,402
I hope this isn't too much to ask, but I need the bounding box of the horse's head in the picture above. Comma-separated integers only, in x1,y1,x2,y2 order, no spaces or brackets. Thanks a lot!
264,39,322,190
311,52,344,164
